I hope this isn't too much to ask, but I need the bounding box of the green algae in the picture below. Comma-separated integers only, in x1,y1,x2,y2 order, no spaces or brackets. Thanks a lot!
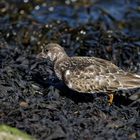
0,125,35,140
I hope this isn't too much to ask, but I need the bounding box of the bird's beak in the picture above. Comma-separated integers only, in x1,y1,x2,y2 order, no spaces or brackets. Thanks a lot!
37,51,48,59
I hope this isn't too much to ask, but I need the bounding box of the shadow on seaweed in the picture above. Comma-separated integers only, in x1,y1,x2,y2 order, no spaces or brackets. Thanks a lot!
43,81,137,106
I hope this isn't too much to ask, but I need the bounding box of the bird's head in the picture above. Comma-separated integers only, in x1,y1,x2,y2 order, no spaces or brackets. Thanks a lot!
38,43,68,62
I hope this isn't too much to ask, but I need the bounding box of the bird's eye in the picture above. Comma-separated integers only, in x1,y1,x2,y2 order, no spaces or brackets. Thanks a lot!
45,49,48,53
42,47,48,53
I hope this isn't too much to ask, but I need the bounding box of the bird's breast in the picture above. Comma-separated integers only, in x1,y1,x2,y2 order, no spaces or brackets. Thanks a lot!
54,61,69,80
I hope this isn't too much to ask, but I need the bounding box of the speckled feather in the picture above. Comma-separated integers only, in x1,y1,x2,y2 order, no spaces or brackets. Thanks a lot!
39,43,140,94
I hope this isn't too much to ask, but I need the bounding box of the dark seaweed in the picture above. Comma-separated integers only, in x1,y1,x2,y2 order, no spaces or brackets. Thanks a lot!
0,0,140,140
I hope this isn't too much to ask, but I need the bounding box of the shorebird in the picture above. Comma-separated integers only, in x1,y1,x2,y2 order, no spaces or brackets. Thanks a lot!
38,43,140,104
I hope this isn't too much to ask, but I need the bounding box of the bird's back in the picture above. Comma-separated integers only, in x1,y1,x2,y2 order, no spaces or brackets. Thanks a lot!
54,56,140,93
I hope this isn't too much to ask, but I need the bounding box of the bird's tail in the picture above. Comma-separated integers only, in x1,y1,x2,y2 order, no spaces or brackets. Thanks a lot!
118,73,140,90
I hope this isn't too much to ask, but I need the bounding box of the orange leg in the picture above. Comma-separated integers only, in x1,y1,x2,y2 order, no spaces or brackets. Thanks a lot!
108,94,114,105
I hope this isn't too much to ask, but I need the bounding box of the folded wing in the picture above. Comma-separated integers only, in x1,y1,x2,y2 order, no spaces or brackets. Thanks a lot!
62,57,140,93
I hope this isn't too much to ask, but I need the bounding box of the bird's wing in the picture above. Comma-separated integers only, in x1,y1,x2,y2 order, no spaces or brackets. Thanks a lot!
62,57,140,93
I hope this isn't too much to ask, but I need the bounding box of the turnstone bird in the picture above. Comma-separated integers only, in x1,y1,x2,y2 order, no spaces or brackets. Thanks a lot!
38,43,140,104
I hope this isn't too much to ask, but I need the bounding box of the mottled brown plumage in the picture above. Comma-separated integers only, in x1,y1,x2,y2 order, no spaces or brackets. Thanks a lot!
38,43,140,102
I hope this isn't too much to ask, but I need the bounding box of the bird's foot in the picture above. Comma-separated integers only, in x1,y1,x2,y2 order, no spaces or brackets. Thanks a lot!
108,94,114,105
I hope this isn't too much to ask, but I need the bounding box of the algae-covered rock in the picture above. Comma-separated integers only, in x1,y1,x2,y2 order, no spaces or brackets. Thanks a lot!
0,125,35,140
